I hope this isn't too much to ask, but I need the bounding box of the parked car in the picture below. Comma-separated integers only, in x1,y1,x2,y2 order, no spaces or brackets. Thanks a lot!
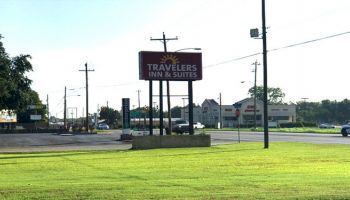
319,123,335,128
173,120,205,133
341,124,350,137
193,122,205,129
98,123,109,130
173,120,189,134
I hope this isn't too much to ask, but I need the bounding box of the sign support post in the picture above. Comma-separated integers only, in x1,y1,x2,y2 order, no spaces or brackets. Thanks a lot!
149,81,153,135
188,80,194,135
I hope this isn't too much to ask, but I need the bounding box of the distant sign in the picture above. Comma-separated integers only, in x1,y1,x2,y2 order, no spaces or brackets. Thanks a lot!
27,105,44,110
139,51,202,81
30,115,42,121
235,109,241,117
250,28,259,38
122,98,130,129
0,110,17,123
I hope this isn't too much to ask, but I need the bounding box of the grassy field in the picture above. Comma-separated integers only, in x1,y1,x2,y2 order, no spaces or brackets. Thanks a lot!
1,142,350,199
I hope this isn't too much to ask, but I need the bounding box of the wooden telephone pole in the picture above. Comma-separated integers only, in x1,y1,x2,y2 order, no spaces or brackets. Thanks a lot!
79,63,94,132
150,32,178,135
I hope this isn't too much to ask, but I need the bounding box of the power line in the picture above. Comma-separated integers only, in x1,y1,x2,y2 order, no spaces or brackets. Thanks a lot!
269,31,350,52
204,30,350,69
204,52,261,69
48,31,350,95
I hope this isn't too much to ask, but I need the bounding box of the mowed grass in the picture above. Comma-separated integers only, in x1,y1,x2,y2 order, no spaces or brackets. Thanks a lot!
1,143,350,199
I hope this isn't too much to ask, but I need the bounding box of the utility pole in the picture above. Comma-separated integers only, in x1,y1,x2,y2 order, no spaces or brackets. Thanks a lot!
79,63,94,133
262,0,269,149
150,32,178,135
252,60,260,130
219,93,222,129
64,86,67,130
47,94,49,128
137,89,141,127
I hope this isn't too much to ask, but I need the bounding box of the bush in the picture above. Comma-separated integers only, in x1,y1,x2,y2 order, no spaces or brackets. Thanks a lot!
279,122,317,128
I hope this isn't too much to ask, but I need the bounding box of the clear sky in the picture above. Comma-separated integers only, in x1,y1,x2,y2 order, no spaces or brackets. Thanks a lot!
1,0,349,118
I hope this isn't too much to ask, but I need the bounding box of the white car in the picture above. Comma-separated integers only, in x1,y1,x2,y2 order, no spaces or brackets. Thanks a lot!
193,122,205,129
98,123,109,130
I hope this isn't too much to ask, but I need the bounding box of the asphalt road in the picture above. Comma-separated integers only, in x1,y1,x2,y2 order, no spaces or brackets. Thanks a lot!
0,130,348,153
0,131,130,153
208,131,350,145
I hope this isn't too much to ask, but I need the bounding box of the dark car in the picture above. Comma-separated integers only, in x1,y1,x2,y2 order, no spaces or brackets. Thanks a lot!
341,124,350,137
173,120,189,134
319,123,335,128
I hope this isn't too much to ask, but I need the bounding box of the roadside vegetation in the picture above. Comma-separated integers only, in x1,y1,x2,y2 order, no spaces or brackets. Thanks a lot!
1,142,350,199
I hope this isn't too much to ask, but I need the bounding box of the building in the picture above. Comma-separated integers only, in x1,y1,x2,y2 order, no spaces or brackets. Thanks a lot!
182,98,296,128
234,98,296,127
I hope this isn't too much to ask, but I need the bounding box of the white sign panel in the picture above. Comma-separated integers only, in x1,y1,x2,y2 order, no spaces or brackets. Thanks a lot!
30,115,42,121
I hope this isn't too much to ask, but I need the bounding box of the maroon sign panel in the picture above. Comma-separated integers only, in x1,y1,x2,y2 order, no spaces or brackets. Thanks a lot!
139,51,202,81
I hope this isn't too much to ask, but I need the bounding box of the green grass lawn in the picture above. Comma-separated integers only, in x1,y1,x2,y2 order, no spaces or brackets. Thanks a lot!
1,143,350,199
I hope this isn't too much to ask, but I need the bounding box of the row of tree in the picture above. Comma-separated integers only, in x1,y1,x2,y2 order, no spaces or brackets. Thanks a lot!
297,99,350,124
0,35,46,123
248,85,350,124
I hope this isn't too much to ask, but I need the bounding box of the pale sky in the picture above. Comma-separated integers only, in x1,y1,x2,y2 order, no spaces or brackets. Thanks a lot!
1,0,349,118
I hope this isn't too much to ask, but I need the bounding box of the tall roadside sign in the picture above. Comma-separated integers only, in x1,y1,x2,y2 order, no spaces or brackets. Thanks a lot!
139,51,202,135
122,98,131,135
139,51,202,81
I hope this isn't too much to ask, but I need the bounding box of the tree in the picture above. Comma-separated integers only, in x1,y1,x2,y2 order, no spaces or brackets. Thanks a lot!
248,85,285,105
0,35,11,109
99,106,121,126
171,106,182,118
296,99,350,124
0,35,46,123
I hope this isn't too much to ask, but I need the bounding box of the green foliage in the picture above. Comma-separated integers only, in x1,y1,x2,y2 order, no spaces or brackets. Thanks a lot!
170,106,181,118
0,35,46,122
297,99,350,124
248,85,285,104
279,122,317,128
1,143,350,199
99,106,120,126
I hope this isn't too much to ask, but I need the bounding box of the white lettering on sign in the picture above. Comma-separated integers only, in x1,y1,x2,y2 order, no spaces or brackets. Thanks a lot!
147,64,197,72
147,63,199,79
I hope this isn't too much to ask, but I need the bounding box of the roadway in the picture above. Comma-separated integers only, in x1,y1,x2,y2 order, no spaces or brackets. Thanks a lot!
208,131,350,145
0,130,348,153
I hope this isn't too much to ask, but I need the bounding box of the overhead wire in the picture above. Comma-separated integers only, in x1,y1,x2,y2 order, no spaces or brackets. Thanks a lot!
204,30,350,69
49,31,350,91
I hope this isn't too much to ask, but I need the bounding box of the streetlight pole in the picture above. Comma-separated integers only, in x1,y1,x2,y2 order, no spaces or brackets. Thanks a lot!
137,89,141,128
64,88,80,131
252,60,260,130
175,48,201,52
219,92,222,129
262,0,269,149
64,86,67,130
175,47,202,132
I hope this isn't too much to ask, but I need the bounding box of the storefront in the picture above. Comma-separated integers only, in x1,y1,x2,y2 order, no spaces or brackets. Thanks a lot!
182,98,296,128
